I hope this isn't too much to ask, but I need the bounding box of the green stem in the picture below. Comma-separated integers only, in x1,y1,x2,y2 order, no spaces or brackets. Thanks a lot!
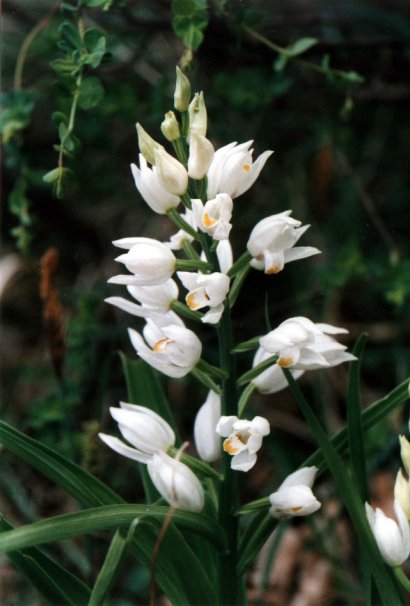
237,354,278,386
172,138,188,167
393,567,410,593
181,239,201,261
238,382,257,417
14,11,56,90
243,25,364,84
191,367,222,395
175,259,211,272
227,251,252,278
170,300,202,323
167,207,198,241
196,358,228,380
180,111,189,139
217,302,242,605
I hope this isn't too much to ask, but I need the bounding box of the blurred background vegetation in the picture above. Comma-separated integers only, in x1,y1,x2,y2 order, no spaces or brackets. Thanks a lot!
1,0,410,603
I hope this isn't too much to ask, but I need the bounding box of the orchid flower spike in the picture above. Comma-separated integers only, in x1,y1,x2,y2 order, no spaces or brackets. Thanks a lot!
111,237,176,286
365,499,410,567
247,210,320,275
259,316,356,371
194,390,221,463
131,155,180,215
207,140,273,199
128,319,202,378
148,451,204,513
251,346,304,394
177,271,230,324
192,194,233,241
269,467,321,520
99,402,175,463
216,415,270,472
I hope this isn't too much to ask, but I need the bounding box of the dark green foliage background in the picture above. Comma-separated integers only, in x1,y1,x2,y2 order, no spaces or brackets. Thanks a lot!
1,1,410,603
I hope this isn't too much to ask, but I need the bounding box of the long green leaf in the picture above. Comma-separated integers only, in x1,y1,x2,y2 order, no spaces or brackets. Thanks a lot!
307,377,410,471
88,521,140,606
284,369,405,606
0,421,218,605
0,505,225,554
0,517,91,606
237,512,277,575
0,420,121,508
347,334,369,502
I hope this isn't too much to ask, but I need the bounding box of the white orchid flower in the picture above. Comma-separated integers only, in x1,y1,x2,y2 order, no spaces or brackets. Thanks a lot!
395,470,410,521
216,239,233,274
207,140,273,199
177,271,230,324
192,194,233,241
216,415,270,472
269,467,321,520
99,402,175,464
128,319,202,378
165,208,197,250
188,132,214,180
259,316,356,371
131,155,180,215
251,346,304,394
153,146,188,196
105,279,179,320
247,210,320,275
365,500,410,567
194,390,221,463
111,237,176,286
148,451,204,513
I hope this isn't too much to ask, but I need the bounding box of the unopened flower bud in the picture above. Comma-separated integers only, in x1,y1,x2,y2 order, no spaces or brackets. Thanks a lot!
148,451,204,512
154,146,188,196
136,123,160,165
395,469,410,520
174,66,191,112
188,132,214,180
188,92,207,139
400,435,410,476
365,499,410,567
161,111,181,142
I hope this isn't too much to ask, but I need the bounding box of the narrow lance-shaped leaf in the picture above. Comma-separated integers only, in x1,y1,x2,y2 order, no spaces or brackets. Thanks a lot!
0,421,219,606
347,334,369,502
283,369,405,606
0,517,91,606
87,519,140,606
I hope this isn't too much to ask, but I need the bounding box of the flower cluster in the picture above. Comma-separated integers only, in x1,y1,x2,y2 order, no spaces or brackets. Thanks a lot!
101,67,356,520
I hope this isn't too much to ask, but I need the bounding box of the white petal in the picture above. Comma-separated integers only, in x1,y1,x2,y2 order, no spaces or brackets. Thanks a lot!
99,433,151,463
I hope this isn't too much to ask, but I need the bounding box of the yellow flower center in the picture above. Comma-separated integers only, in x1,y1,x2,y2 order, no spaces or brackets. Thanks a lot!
278,356,294,368
153,337,172,352
265,263,282,275
203,212,217,228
